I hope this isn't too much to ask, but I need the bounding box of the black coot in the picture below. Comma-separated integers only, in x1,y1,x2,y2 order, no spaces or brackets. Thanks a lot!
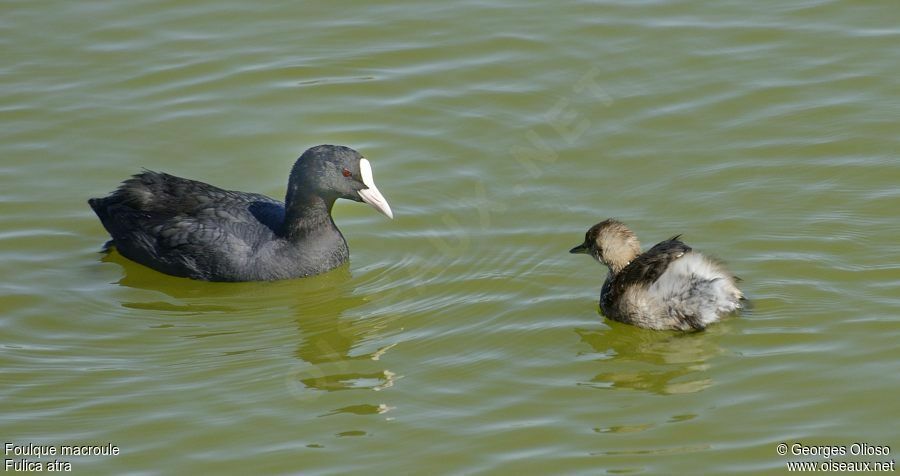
89,145,393,281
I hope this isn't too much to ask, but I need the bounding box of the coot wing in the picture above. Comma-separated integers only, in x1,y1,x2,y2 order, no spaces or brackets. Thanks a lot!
89,171,284,279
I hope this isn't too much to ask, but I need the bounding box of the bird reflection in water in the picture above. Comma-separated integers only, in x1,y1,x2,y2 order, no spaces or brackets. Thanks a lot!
103,250,399,413
576,321,725,395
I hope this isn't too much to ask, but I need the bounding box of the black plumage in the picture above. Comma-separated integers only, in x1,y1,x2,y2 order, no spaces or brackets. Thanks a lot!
89,145,392,281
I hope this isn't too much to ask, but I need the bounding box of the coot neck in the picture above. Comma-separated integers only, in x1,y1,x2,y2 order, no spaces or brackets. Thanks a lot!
282,191,339,241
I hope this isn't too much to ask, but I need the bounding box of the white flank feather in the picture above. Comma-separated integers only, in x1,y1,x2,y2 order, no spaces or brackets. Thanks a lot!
649,253,743,326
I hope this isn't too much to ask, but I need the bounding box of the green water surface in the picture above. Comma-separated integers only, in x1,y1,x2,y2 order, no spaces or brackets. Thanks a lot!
2,1,898,474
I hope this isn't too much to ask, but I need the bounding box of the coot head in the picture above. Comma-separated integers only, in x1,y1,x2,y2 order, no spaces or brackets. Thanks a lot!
569,219,640,272
288,145,393,218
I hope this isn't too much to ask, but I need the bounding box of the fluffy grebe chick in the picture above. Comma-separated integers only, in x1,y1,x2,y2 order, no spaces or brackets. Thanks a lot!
570,219,742,331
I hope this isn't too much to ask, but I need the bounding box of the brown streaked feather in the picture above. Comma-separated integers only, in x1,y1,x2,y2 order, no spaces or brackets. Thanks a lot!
609,237,692,299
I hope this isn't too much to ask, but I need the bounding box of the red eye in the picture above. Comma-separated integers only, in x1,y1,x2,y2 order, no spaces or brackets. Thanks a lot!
342,168,352,177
